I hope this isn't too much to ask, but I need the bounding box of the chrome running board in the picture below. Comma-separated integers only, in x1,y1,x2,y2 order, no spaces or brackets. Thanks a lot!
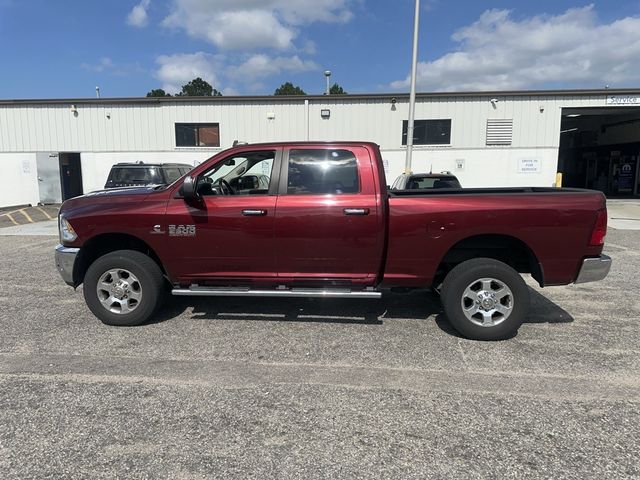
172,286,381,299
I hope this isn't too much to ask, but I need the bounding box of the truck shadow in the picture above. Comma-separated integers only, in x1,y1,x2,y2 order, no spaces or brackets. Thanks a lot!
153,287,574,336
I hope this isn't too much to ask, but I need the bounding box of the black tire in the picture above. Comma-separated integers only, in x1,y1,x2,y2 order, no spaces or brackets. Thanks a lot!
441,258,530,341
83,250,164,326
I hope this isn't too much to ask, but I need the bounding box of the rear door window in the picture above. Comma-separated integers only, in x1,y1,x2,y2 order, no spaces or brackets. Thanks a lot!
286,149,359,195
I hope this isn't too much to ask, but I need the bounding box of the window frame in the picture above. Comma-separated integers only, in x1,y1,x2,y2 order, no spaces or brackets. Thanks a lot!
194,149,282,197
278,147,361,196
175,122,221,148
401,119,452,146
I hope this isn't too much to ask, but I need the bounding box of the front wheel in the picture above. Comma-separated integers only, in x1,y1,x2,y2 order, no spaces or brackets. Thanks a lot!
83,250,164,326
441,258,530,340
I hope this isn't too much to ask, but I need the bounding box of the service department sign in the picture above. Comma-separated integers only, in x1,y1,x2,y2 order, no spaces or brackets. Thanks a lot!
606,95,640,106
518,159,541,174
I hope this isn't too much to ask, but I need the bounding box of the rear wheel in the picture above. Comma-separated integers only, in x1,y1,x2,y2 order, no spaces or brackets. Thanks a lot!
441,258,530,340
83,250,164,326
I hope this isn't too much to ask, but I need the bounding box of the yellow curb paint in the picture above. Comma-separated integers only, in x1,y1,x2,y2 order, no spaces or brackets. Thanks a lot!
35,206,53,220
18,209,34,223
6,213,19,225
2,208,23,216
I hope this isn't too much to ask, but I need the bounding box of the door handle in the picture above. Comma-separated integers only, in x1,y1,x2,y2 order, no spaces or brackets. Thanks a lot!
343,208,370,216
242,209,267,216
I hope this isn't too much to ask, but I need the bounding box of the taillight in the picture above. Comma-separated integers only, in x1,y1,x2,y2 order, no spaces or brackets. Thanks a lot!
590,209,607,246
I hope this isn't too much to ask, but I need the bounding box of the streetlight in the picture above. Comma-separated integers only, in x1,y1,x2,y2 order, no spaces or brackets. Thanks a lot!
95,86,101,99
324,70,332,95
404,0,420,175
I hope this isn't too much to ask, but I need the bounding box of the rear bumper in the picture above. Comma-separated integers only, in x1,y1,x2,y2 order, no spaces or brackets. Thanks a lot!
55,244,79,286
575,254,612,284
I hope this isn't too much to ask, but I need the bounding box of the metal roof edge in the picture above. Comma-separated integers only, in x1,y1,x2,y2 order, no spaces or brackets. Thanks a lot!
0,88,639,106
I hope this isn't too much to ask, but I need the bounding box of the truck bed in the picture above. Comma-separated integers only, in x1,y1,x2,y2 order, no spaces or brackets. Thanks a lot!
383,187,606,288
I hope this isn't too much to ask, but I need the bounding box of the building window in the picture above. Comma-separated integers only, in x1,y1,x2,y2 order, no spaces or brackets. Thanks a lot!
402,119,451,145
287,149,360,195
175,123,220,147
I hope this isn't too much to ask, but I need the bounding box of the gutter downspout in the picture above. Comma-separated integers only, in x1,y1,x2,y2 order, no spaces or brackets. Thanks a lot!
305,99,310,140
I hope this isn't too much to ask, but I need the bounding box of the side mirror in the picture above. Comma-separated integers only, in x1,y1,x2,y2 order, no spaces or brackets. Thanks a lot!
181,175,197,199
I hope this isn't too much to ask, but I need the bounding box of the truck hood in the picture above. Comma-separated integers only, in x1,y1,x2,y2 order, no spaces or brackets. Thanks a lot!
61,185,167,212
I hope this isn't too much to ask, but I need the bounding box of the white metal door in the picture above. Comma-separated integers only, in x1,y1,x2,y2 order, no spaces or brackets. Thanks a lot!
36,152,62,204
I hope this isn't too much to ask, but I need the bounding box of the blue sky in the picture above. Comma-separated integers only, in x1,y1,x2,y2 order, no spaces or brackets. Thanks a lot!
0,0,639,99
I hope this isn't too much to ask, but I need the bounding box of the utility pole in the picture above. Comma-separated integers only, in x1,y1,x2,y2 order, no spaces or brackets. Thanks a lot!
404,0,420,175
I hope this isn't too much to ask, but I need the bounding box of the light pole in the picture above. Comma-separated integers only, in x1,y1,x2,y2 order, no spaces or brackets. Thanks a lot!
95,86,101,99
324,70,332,95
404,0,420,175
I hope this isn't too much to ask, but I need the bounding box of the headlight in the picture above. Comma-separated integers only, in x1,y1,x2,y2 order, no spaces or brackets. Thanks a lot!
59,215,78,243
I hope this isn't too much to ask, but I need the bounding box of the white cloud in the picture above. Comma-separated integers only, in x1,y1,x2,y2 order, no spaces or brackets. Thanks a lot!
82,57,114,73
155,51,318,94
81,57,144,77
204,10,294,50
162,0,354,50
221,86,240,96
227,54,318,81
127,0,151,28
390,5,640,92
155,52,223,93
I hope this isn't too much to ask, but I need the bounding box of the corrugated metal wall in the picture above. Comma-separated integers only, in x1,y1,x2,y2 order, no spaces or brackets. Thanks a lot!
0,93,614,153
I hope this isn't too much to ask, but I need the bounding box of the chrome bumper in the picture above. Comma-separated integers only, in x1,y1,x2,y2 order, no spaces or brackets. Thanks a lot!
55,244,79,286
575,254,612,284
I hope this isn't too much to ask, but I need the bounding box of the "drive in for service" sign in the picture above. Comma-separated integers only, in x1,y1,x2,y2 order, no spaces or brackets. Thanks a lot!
518,159,541,174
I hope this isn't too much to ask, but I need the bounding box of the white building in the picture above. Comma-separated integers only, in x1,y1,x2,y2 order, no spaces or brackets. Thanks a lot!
1,88,640,208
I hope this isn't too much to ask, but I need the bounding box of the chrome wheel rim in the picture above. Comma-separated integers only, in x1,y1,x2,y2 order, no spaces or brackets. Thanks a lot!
461,277,513,327
96,268,142,315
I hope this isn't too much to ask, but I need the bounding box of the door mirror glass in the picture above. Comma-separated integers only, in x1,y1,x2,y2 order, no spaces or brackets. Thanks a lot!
181,175,197,199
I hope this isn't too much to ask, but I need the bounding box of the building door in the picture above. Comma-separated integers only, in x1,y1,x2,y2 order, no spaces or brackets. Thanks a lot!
59,153,83,200
36,152,62,204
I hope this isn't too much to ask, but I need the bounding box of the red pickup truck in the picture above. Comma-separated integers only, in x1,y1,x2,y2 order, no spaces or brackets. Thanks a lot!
55,141,611,340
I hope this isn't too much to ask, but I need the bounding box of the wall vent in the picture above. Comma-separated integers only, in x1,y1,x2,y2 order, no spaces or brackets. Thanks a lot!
486,119,513,145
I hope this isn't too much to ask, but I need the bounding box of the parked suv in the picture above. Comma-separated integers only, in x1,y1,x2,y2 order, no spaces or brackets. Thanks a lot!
104,162,192,189
391,172,462,190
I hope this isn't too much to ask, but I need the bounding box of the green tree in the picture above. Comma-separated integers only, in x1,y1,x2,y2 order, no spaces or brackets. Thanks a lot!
329,83,347,94
274,82,307,95
176,77,222,96
146,88,172,97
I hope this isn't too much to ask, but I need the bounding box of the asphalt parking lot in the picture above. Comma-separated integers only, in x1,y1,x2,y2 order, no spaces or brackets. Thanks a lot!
0,228,638,479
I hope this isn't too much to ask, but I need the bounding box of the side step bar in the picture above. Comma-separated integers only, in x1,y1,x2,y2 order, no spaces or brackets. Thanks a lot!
172,286,381,299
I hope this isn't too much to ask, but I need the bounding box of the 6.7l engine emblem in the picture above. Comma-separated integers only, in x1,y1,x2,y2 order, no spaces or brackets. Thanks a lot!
168,224,196,237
